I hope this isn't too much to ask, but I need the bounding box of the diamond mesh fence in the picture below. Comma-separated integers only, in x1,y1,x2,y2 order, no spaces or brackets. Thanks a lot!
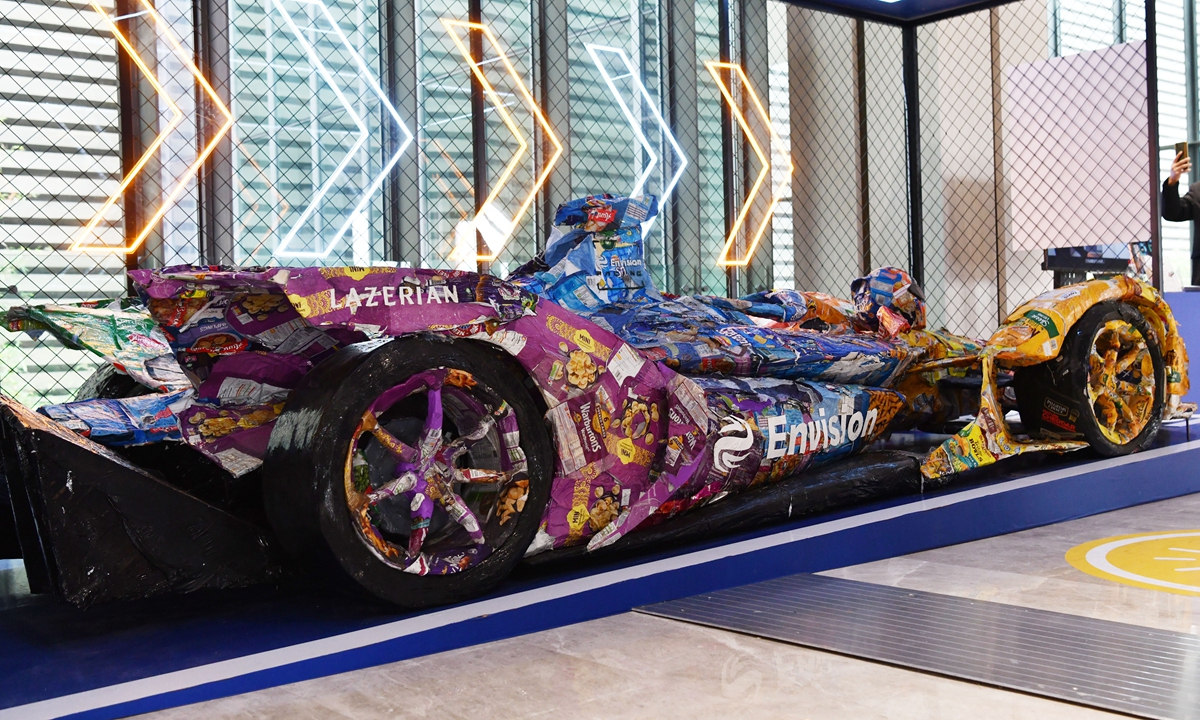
0,0,193,407
0,0,1177,404
785,8,860,297
910,0,1159,339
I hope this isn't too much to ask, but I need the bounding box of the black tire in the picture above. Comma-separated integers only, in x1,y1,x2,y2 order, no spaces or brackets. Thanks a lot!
1013,301,1164,455
74,364,146,401
262,337,553,609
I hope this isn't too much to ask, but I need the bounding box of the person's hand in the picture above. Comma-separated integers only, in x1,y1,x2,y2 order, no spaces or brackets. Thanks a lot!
1169,151,1191,185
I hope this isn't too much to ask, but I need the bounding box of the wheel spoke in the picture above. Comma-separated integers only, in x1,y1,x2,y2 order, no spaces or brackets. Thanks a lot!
455,467,508,483
365,465,417,503
361,413,418,463
1116,346,1145,374
407,475,435,559
439,413,499,468
1094,391,1119,432
425,475,487,545
419,381,446,458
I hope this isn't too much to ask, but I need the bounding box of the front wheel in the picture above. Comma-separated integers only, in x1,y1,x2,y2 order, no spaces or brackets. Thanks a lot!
262,337,553,608
1013,301,1164,456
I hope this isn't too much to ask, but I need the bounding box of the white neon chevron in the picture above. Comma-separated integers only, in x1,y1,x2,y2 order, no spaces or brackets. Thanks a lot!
270,0,413,261
585,44,687,230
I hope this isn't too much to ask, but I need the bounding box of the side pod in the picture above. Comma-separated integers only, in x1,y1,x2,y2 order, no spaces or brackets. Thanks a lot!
0,396,281,605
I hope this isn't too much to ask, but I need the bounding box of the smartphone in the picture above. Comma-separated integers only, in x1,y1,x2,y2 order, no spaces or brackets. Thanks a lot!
1177,141,1189,160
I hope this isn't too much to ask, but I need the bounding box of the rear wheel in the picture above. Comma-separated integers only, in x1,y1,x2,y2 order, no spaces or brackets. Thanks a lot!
1014,301,1164,455
263,338,552,608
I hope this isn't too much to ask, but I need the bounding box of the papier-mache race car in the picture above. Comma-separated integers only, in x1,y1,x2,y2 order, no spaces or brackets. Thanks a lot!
0,194,1191,608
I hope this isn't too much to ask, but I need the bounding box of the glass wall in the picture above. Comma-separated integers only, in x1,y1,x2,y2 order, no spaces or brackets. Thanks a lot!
0,0,1186,403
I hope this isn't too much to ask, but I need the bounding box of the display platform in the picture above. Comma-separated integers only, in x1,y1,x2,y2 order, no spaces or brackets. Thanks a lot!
2,424,1199,720
1165,291,1200,404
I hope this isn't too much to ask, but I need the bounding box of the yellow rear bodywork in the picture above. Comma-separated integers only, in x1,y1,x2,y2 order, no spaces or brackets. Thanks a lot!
921,277,1192,479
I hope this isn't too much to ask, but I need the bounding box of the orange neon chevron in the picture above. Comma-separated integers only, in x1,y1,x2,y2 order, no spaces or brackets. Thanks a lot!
73,0,233,254
705,61,793,268
441,19,563,263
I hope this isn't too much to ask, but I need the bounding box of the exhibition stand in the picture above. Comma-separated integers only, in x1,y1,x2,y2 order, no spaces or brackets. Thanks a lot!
2,422,1199,720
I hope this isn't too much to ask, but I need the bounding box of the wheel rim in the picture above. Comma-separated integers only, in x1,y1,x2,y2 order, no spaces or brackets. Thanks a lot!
1085,319,1156,445
343,367,531,576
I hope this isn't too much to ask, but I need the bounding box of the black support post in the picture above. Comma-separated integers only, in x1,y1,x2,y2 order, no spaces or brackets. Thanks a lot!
194,0,234,265
854,18,870,275
115,0,141,292
469,0,489,275
720,0,738,298
902,24,923,288
383,0,402,264
1146,0,1163,290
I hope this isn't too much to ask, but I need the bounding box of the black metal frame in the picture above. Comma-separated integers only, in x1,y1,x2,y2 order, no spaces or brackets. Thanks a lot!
114,0,141,293
901,24,923,289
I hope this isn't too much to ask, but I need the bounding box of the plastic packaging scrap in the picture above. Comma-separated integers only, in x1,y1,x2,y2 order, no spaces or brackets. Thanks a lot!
126,265,539,476
508,194,662,311
851,267,927,338
584,294,914,388
6,300,190,392
507,196,916,388
582,374,907,551
38,389,192,446
921,274,1193,479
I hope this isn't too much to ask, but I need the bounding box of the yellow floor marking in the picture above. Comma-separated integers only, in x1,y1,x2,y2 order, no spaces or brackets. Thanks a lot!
1066,530,1200,596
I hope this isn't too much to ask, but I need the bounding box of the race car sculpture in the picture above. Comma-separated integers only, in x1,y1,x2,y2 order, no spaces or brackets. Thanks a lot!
0,194,1190,608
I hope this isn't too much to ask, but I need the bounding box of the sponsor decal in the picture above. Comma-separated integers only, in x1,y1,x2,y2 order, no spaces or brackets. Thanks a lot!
713,417,755,472
1044,397,1069,416
1041,397,1078,432
325,283,460,314
764,407,879,460
1041,409,1076,432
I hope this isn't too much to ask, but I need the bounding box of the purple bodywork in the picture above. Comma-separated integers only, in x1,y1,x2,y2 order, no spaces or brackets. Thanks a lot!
126,265,906,555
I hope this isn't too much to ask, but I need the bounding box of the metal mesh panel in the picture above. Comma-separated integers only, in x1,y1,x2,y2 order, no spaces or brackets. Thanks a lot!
766,0,793,290
413,0,472,270
917,11,999,338
785,7,862,296
0,0,1175,412
227,0,387,267
478,0,537,277
0,0,179,406
994,0,1154,316
1154,0,1189,285
901,0,1158,337
565,0,669,286
694,0,727,295
863,21,910,273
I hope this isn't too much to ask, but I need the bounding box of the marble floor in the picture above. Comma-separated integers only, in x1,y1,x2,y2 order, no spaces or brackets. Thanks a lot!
822,491,1200,633
135,492,1200,720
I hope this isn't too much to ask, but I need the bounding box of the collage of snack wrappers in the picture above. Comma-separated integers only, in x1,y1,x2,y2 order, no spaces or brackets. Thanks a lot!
2,193,1192,603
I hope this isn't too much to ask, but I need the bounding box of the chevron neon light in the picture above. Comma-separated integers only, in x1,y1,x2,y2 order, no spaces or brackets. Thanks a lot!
269,0,413,261
442,19,563,263
585,44,686,229
72,0,232,254
705,61,792,268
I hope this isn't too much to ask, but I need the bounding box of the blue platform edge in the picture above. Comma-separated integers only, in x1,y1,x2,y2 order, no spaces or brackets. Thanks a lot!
1166,291,1200,406
2,424,1197,720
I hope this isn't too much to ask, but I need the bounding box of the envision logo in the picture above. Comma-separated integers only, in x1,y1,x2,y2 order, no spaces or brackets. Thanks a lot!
764,408,879,459
713,417,755,472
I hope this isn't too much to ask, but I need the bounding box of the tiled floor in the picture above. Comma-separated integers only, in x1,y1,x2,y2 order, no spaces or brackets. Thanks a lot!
139,611,1120,720
136,492,1200,719
822,491,1200,633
